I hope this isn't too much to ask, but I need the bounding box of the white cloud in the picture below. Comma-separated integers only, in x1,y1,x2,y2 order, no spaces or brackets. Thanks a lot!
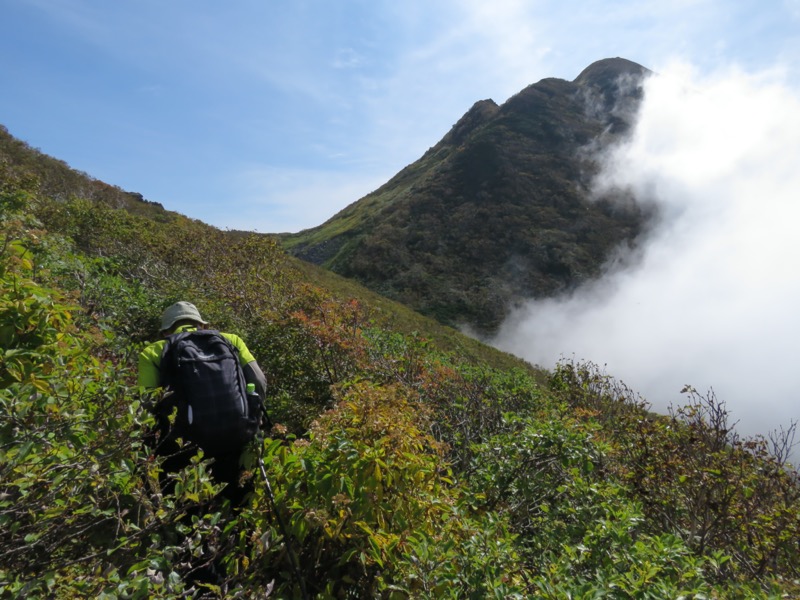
492,61,800,440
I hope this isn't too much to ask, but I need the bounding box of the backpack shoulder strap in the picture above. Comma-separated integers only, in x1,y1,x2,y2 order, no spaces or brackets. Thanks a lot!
161,329,232,359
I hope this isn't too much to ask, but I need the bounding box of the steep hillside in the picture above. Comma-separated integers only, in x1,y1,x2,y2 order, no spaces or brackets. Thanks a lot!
283,58,653,335
2,125,799,598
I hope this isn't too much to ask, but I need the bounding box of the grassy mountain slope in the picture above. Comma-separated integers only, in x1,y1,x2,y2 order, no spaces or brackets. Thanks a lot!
0,124,528,375
2,121,799,598
283,58,653,335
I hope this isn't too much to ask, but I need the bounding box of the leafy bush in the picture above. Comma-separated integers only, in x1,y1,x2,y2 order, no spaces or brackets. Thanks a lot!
550,359,800,593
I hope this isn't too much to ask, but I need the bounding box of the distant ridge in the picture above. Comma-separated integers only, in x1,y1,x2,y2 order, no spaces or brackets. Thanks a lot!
283,58,653,335
0,124,171,218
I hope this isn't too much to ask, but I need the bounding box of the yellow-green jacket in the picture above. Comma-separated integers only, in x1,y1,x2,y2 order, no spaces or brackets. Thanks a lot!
137,324,267,398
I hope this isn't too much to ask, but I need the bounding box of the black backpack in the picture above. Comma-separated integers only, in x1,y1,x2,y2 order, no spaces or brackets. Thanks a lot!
160,330,259,456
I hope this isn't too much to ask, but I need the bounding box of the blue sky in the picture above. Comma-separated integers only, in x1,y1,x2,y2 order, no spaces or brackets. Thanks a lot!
2,0,799,233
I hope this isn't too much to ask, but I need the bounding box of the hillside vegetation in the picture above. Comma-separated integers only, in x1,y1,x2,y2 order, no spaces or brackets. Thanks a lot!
2,134,800,598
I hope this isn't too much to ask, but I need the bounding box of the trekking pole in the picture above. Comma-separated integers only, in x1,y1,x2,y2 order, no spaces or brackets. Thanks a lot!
257,438,309,600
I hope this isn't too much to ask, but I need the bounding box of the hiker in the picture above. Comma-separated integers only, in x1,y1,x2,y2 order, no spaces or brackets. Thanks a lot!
138,301,267,501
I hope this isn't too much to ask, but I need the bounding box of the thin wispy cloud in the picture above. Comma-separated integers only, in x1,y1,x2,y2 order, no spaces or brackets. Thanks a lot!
228,165,388,233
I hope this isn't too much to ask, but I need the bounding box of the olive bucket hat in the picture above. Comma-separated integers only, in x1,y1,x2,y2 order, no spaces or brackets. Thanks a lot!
159,301,208,333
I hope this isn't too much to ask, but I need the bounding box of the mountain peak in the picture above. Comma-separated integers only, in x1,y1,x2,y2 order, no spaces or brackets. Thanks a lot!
284,58,652,334
573,57,650,87
573,57,650,130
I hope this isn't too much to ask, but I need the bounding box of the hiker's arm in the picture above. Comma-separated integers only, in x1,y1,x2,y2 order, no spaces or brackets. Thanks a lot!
222,332,267,399
220,332,267,399
243,361,267,399
137,344,162,389
137,341,177,415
